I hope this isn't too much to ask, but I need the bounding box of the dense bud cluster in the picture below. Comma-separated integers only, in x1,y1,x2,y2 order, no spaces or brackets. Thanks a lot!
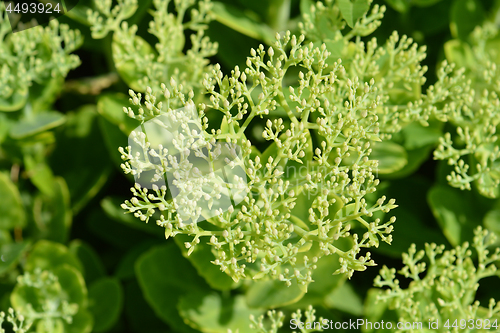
374,227,500,332
88,0,217,96
429,24,500,197
3,269,80,333
0,5,82,111
120,28,397,287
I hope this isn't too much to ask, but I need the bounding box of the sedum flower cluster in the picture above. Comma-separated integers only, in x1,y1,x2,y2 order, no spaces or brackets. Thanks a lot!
119,24,398,287
1,269,79,333
373,227,500,333
431,23,500,198
300,0,428,137
115,0,500,320
0,3,82,111
119,0,456,288
87,0,217,96
301,0,500,198
249,306,324,333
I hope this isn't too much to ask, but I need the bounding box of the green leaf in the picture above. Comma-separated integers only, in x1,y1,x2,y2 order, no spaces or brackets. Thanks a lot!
267,0,291,32
9,111,66,139
284,240,350,309
88,277,124,332
24,155,56,197
0,241,30,275
383,0,410,13
0,113,11,144
96,94,141,135
49,106,112,214
69,240,106,285
428,185,480,247
24,240,83,273
245,279,305,309
300,0,314,17
59,0,93,25
337,0,370,28
33,177,72,243
290,186,344,232
135,243,206,332
29,76,65,113
483,208,500,239
0,91,28,112
0,172,26,230
174,235,236,291
370,141,408,174
10,265,91,333
210,2,275,45
179,293,263,333
98,115,131,173
289,214,310,232
402,122,442,150
383,145,433,179
362,288,399,333
450,0,485,40
324,281,363,315
444,39,475,68
316,39,346,64
0,230,12,243
53,265,87,306
65,309,93,333
9,131,56,148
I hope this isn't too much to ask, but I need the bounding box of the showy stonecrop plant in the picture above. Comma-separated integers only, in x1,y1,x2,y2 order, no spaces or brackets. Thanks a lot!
5,0,500,332
0,4,82,112
430,22,500,198
119,23,399,288
302,0,500,198
87,0,217,96
118,0,452,289
1,241,92,333
9,269,80,333
371,227,500,333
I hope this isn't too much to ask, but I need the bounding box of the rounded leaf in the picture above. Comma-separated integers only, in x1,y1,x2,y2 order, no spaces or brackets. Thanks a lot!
24,240,83,273
370,141,408,174
53,265,88,307
245,279,305,309
179,293,263,333
9,111,66,139
0,172,26,230
88,277,123,332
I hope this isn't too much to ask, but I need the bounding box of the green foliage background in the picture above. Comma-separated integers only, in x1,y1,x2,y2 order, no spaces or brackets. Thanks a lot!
1,0,500,332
